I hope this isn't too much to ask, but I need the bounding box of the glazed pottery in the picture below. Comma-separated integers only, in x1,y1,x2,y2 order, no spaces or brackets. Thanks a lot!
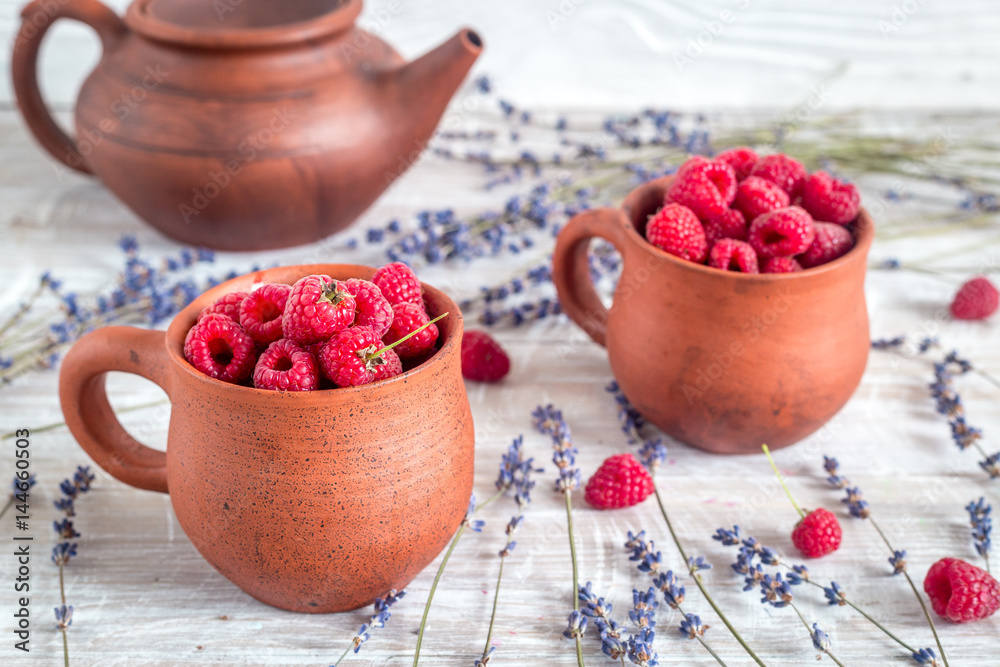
58,265,474,613
552,176,873,454
12,0,482,250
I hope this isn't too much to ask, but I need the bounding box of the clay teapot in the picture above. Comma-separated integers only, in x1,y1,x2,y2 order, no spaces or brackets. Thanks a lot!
552,175,873,454
12,0,482,251
58,264,474,613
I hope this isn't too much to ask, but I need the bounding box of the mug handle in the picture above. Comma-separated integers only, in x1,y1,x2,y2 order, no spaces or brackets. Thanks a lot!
58,327,172,493
551,207,630,347
11,0,127,174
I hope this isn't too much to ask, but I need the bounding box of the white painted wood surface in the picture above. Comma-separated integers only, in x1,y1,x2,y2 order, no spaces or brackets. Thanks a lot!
1,1,1000,664
1,103,1000,665
2,0,1000,110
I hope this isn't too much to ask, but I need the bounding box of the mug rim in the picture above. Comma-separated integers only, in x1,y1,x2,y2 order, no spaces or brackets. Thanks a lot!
164,263,462,396
619,175,874,280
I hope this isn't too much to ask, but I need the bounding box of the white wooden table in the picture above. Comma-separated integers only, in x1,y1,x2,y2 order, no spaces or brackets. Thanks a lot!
1,103,999,666
1,1,1000,663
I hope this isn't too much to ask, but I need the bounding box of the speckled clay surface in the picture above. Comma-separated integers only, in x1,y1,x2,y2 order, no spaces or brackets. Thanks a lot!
552,176,872,454
58,264,474,613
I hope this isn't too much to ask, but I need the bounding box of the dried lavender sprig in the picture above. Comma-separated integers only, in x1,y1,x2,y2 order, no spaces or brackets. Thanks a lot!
52,466,95,667
577,581,627,665
625,532,723,666
715,527,920,656
532,405,584,667
753,570,845,666
332,589,406,666
823,457,950,667
606,383,766,667
476,438,537,665
966,497,992,573
1,473,36,521
412,437,533,666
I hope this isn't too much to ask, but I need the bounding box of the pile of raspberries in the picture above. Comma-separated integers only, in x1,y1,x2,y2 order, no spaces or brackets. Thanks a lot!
645,148,860,273
183,263,440,391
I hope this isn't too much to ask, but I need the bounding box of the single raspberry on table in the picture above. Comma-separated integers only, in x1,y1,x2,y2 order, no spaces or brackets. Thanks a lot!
715,146,759,181
751,154,808,198
383,302,439,359
709,239,759,274
665,156,737,220
461,330,510,382
342,278,394,337
798,221,854,268
317,326,389,387
197,291,248,323
703,208,747,246
282,275,356,344
762,257,803,274
239,284,290,346
372,262,423,307
184,313,256,383
923,557,1000,623
800,171,860,225
748,206,816,260
252,338,319,391
733,175,791,223
646,203,708,263
584,453,655,510
791,508,843,558
372,348,403,382
950,277,1000,320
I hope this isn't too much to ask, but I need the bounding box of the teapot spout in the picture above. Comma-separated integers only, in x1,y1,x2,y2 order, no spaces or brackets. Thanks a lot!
393,28,483,138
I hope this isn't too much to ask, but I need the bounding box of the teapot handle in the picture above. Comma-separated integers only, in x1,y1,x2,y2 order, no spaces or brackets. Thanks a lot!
551,207,631,348
11,0,126,174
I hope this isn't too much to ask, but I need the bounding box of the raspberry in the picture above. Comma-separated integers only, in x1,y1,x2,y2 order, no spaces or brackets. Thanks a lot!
317,326,388,387
790,508,842,558
281,275,356,345
762,257,803,274
382,302,439,359
950,277,1000,320
238,284,290,346
801,172,860,225
372,262,423,307
751,154,807,198
584,453,654,510
372,348,403,382
197,291,248,323
342,278,394,337
461,330,510,382
733,176,791,223
708,239,759,274
183,313,256,383
665,156,737,220
645,203,708,263
703,208,747,246
923,557,1000,623
715,146,759,181
252,338,319,391
798,222,854,268
748,206,816,259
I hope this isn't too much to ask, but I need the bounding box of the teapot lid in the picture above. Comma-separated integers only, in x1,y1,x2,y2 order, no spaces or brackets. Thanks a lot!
125,0,361,48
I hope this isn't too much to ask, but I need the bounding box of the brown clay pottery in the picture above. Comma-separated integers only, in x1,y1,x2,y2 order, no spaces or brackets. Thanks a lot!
12,0,482,251
58,264,474,613
552,176,872,455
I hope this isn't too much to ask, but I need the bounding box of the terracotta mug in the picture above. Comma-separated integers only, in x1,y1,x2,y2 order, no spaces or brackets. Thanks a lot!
552,176,873,454
58,264,474,612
